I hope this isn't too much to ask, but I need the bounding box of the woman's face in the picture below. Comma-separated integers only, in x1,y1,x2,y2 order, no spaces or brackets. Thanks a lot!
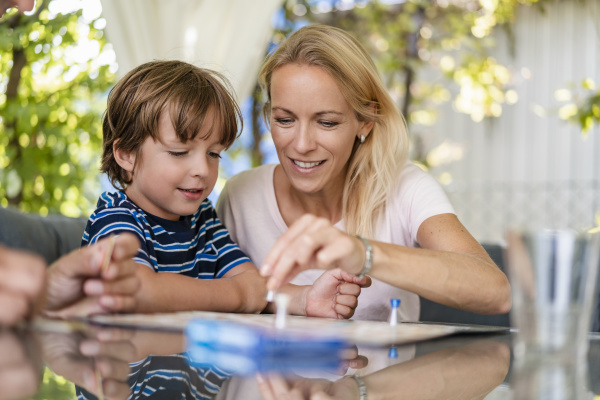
269,63,372,195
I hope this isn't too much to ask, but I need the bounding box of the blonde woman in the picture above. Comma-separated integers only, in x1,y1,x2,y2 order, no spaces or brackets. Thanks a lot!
217,24,511,321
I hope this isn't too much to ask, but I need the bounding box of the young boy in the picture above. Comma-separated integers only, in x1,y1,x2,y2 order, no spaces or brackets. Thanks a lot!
84,60,366,316
82,60,266,313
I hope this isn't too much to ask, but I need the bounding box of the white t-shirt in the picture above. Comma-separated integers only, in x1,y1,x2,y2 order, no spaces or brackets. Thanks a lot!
216,162,455,321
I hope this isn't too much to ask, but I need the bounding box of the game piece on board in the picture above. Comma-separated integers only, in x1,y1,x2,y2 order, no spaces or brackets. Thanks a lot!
389,298,400,326
388,346,398,359
275,293,291,329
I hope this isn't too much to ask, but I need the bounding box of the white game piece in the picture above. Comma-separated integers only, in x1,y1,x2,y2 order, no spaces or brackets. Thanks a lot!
275,293,291,329
389,298,400,326
266,289,275,302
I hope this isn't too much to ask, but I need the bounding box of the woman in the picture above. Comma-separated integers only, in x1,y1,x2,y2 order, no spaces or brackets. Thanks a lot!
217,24,511,321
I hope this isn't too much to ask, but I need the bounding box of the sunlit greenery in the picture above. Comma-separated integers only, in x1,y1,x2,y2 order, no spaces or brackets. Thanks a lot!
555,78,600,136
240,0,550,165
1,0,592,214
31,367,77,399
0,0,115,216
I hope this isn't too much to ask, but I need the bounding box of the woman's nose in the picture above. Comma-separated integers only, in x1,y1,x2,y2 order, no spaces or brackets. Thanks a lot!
293,123,317,153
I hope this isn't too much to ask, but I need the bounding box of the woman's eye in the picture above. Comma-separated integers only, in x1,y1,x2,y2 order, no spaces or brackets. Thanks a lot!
168,151,187,157
320,120,339,128
208,152,222,159
274,118,293,125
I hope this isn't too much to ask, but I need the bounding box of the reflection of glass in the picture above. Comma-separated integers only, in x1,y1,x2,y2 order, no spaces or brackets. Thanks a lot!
511,358,595,400
506,230,600,360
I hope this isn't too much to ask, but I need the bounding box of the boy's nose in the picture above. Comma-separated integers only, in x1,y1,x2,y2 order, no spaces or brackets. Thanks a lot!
190,155,210,178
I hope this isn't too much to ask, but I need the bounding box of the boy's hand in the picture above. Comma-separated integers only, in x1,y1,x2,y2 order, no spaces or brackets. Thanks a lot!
304,269,371,319
44,233,141,317
40,327,134,400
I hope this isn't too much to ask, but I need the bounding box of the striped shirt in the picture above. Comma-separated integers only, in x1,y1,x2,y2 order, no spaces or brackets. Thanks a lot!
77,353,231,400
82,191,250,279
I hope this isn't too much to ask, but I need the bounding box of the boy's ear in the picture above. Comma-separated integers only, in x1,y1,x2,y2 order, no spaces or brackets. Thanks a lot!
113,140,136,173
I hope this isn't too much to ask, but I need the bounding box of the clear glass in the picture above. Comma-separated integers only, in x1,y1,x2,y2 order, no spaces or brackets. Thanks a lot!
505,229,600,361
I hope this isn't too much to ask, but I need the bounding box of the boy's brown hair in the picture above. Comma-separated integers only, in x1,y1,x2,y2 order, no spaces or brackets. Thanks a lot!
101,60,242,189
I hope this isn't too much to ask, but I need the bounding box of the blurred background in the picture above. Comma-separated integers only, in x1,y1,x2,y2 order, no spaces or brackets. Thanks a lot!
1,0,599,245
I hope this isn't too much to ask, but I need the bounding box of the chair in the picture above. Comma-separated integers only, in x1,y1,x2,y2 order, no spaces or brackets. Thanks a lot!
0,206,87,265
418,243,511,328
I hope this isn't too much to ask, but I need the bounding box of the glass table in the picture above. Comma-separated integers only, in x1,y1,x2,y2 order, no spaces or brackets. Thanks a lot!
2,318,599,400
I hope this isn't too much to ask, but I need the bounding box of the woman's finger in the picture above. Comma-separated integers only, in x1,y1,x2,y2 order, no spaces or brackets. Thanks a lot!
261,214,319,276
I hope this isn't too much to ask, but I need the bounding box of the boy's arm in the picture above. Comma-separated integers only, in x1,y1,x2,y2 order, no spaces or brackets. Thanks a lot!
134,262,267,314
263,270,371,319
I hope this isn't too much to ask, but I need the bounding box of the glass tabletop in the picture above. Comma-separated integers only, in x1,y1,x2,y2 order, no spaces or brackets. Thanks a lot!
2,320,599,400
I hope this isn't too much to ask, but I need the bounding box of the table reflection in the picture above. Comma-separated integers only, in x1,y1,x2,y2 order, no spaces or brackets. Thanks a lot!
256,339,510,400
3,321,600,400
0,329,42,400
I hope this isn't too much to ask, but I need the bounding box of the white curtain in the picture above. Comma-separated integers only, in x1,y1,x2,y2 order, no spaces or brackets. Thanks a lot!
99,0,283,102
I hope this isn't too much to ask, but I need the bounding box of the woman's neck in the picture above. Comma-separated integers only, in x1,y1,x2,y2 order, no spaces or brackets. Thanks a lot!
273,165,345,227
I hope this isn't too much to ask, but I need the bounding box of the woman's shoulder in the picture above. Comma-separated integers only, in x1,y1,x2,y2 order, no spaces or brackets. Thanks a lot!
395,161,434,188
391,162,452,205
223,164,277,194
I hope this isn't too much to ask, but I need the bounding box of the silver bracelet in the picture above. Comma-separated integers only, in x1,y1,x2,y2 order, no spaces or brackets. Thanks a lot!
348,374,368,400
353,235,373,279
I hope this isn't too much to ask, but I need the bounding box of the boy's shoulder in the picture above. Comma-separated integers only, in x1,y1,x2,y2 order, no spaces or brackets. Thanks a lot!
88,191,146,225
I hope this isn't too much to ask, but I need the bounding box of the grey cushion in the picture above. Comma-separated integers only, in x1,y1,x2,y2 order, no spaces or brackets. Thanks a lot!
419,243,510,327
0,206,87,265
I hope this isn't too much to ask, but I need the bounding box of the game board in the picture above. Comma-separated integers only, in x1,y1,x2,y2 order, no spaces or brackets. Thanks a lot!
88,311,507,346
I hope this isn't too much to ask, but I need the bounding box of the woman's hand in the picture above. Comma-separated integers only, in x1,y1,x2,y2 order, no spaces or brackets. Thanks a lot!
305,269,371,319
0,246,46,326
261,215,367,292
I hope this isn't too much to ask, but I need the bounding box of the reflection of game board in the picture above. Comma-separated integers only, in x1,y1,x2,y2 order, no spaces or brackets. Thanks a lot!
89,311,506,346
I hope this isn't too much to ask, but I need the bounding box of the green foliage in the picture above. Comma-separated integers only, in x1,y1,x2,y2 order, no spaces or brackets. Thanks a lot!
0,0,115,216
277,0,544,126
31,367,76,399
555,78,600,136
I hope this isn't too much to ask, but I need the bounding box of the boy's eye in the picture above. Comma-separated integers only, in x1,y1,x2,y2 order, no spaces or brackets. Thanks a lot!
208,152,222,159
168,151,187,157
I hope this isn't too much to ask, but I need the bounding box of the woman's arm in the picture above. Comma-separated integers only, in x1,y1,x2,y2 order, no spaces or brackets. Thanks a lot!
134,262,268,314
261,213,511,315
376,213,511,314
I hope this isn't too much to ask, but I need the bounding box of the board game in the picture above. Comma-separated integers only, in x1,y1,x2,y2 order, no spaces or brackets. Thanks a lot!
88,311,507,346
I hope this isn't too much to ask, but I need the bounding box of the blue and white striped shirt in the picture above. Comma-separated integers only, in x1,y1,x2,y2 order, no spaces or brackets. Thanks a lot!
82,191,250,279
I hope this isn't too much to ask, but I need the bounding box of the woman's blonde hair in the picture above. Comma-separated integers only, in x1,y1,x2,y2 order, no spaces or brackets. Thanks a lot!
258,25,409,237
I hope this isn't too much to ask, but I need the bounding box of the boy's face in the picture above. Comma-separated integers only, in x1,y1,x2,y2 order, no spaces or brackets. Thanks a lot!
122,110,224,220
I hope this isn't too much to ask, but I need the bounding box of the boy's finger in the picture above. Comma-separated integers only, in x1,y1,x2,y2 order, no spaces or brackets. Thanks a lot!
84,275,139,296
335,294,358,309
99,294,136,313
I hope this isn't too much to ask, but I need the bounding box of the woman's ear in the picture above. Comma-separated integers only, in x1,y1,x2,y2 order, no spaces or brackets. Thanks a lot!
358,120,375,142
113,139,136,173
